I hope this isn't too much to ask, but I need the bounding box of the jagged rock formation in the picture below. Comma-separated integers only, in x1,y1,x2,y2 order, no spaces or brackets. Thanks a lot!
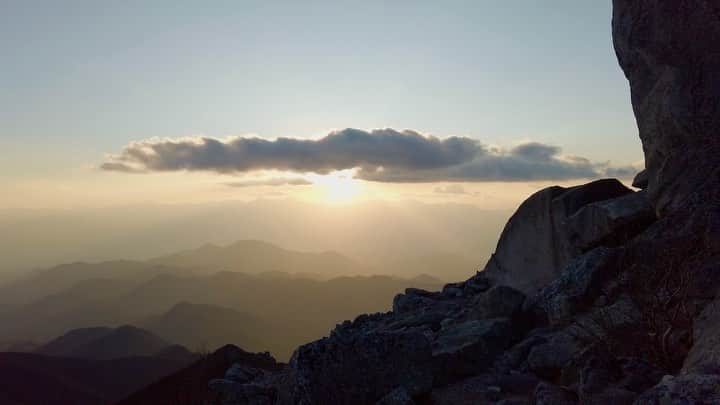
209,1,720,403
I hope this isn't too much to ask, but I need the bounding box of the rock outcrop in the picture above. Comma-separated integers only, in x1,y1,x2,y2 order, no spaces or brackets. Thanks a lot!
613,0,720,216
209,1,720,403
484,179,634,295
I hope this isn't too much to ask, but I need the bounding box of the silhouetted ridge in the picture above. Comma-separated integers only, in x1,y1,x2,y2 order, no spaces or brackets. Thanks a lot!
0,352,196,404
36,325,175,360
119,344,282,405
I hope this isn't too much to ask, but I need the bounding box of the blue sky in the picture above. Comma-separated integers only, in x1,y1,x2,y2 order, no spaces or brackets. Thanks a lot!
0,1,640,207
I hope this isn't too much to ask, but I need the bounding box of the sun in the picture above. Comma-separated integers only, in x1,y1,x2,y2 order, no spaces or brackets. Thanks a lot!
309,170,362,204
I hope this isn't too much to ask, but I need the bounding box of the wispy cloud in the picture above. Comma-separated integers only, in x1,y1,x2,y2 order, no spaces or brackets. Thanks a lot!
435,185,476,195
102,128,638,182
225,177,312,188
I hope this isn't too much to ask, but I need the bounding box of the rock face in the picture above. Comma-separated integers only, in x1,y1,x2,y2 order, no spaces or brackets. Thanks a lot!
484,179,633,294
613,0,720,216
209,1,720,404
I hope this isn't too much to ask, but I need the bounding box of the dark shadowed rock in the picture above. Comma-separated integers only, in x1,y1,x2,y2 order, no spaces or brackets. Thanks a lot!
526,332,579,379
485,179,631,294
569,345,637,405
632,170,648,189
682,297,720,375
224,363,268,384
209,379,276,405
532,382,578,405
375,387,415,405
617,357,666,395
289,327,433,404
494,332,548,373
431,373,538,405
634,375,720,405
432,318,516,383
393,288,440,314
531,247,619,325
470,285,526,320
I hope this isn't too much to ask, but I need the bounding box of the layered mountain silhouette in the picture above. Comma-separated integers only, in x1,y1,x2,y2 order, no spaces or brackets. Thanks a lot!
149,240,369,279
35,325,177,361
140,302,263,353
0,241,445,364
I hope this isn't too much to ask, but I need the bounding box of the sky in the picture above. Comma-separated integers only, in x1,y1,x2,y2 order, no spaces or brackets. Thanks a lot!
0,0,641,210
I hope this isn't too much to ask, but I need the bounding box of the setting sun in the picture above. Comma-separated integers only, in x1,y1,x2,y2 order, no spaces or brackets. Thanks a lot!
308,170,362,204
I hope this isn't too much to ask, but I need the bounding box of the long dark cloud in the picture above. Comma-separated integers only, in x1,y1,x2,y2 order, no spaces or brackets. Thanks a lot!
102,128,636,182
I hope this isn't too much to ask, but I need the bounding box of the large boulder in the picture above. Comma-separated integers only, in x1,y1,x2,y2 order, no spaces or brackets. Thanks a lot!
566,190,655,251
613,0,720,216
431,318,516,383
484,179,632,294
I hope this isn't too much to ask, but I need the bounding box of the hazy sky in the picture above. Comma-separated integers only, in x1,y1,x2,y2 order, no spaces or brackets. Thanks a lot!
1,0,641,209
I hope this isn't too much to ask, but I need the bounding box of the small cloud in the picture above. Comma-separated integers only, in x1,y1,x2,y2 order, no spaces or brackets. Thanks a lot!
435,184,470,195
99,162,146,173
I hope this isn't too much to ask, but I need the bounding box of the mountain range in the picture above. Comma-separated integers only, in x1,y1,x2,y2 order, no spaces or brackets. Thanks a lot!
0,240,446,361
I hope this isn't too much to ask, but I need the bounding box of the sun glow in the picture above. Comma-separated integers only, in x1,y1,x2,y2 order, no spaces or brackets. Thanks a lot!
309,170,362,204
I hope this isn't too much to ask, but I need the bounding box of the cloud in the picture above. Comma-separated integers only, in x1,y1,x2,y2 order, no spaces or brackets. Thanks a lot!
225,177,312,188
102,128,637,183
102,128,479,174
435,185,472,195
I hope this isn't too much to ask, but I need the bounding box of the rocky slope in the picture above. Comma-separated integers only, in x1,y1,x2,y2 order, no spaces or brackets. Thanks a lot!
207,1,720,404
